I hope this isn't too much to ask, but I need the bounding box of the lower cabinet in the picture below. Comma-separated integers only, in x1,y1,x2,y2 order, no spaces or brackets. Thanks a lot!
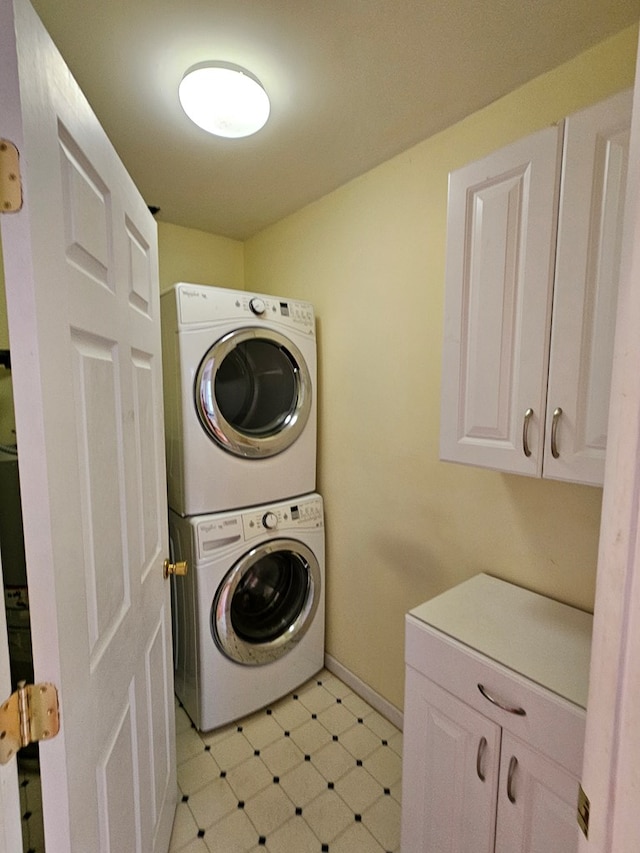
401,574,591,853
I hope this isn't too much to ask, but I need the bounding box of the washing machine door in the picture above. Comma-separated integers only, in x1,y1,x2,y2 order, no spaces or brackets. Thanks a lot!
212,538,321,665
195,328,312,458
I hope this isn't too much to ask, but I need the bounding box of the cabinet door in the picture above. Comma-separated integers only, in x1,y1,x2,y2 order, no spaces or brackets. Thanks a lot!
494,733,580,853
401,668,500,853
440,125,562,475
544,89,632,486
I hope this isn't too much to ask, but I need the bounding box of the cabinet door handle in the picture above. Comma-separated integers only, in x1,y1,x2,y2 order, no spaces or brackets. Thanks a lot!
551,407,563,458
476,736,488,781
522,408,534,457
477,683,526,716
507,755,518,803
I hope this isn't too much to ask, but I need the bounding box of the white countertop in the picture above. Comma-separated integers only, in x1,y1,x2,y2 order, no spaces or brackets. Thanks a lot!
409,573,593,708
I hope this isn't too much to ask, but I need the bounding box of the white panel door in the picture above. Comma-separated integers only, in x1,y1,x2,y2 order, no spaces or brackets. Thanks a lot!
544,89,632,485
440,124,563,475
0,1,176,851
495,733,580,853
401,668,500,852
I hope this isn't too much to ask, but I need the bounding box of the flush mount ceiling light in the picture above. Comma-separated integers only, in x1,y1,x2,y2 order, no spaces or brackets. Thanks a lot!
178,62,270,138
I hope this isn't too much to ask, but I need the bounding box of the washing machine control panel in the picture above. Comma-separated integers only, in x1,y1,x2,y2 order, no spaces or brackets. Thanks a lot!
242,495,324,541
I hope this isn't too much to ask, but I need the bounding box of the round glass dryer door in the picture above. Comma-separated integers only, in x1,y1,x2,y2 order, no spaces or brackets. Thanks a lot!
195,328,312,458
212,539,321,665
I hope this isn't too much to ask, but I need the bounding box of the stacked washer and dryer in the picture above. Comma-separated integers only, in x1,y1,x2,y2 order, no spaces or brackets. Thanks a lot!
161,283,324,731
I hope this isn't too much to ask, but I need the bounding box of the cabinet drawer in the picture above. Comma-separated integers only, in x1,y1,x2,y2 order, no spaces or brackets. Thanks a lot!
405,617,585,776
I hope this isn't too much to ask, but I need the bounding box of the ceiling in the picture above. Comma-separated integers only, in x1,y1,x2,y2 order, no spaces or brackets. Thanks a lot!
31,0,640,240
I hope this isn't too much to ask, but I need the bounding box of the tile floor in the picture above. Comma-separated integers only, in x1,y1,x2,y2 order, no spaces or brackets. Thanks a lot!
170,669,402,853
16,668,402,853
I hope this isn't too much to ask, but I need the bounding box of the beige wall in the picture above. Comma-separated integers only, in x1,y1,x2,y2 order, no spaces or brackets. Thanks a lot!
157,220,244,294
243,26,638,711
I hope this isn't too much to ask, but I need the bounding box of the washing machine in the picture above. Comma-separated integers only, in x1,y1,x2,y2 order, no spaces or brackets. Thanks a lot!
161,283,317,516
169,492,325,731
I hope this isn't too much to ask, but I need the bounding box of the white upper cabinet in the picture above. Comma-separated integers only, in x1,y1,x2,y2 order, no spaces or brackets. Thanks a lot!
440,90,632,485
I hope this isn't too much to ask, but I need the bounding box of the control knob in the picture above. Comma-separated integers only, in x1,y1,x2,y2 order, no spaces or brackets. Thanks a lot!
249,297,267,316
262,511,278,530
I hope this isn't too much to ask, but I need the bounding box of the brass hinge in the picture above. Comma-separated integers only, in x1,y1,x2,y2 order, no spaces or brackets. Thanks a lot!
0,139,23,213
577,783,590,839
0,681,60,765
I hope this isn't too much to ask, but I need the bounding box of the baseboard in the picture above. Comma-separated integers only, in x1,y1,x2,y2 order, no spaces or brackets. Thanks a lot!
324,653,403,731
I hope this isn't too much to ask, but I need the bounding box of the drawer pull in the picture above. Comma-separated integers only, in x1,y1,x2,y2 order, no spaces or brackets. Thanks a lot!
477,683,526,716
476,736,487,781
507,755,518,803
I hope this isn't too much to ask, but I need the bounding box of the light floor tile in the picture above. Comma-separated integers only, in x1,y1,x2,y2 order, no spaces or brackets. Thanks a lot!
178,751,221,795
342,691,376,719
339,720,384,760
263,815,321,853
242,782,295,836
288,717,334,754
209,731,255,771
240,712,286,750
365,709,402,741
310,740,357,782
302,789,354,842
177,727,208,764
169,801,200,851
187,776,239,829
317,700,360,735
296,682,337,714
225,755,273,801
335,765,385,813
269,694,313,731
203,807,259,853
363,794,402,852
279,760,327,806
259,736,305,776
364,744,403,787
330,820,387,853
317,672,354,700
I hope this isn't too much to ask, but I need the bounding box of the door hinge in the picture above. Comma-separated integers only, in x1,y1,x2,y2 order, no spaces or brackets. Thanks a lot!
0,681,60,765
577,783,590,839
0,139,23,213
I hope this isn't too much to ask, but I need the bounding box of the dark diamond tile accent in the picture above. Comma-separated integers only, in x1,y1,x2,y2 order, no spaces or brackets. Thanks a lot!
254,749,260,756
384,787,391,795
336,698,342,704
23,811,32,821
317,680,323,686
204,745,211,751
293,694,299,700
304,754,311,761
266,708,272,715
332,735,339,742
197,828,205,838
355,814,362,822
181,794,189,803
356,759,363,766
327,782,335,790
259,836,267,845
312,713,318,719
295,806,303,815
220,771,227,778
284,731,291,737
357,718,364,724
322,845,329,852
238,801,245,809
237,726,243,732
273,776,280,784
382,739,388,746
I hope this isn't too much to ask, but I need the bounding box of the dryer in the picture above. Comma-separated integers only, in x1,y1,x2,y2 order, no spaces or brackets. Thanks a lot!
161,283,317,516
169,493,324,731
